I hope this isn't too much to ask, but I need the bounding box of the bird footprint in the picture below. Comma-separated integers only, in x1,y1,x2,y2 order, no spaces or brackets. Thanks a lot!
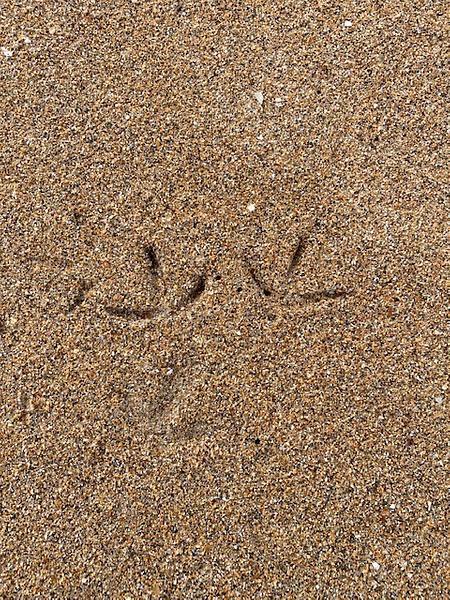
102,235,351,321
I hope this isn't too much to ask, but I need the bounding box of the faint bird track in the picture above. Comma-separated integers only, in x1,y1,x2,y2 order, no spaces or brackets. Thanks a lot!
68,281,93,313
298,288,351,302
105,306,156,320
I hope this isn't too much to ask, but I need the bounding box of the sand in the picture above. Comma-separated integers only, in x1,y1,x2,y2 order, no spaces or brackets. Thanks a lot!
0,1,448,597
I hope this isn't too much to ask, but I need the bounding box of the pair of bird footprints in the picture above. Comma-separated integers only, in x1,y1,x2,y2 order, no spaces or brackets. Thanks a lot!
98,238,349,321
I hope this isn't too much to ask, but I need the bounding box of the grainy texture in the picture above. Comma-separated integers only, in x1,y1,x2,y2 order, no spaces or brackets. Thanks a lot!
0,1,448,598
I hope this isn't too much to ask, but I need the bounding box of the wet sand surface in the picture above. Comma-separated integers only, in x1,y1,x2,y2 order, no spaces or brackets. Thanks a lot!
0,1,448,597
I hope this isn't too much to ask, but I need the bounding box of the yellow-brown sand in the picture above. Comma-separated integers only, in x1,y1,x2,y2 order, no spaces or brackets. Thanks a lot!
0,1,447,597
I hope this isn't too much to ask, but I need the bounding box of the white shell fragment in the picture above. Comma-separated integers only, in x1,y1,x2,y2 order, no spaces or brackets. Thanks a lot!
254,90,264,106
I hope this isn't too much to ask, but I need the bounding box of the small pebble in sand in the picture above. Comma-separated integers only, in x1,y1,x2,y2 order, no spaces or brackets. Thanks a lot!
1,47,13,58
23,35,31,44
372,561,381,571
343,20,353,27
247,203,256,213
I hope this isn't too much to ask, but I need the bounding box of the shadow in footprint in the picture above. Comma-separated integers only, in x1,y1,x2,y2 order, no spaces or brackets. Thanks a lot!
181,274,206,307
288,237,307,275
248,266,272,297
143,244,160,276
